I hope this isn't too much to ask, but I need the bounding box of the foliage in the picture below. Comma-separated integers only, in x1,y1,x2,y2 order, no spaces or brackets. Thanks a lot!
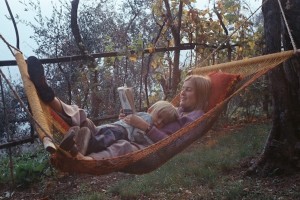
18,0,160,116
225,76,271,123
0,76,29,141
0,148,51,187
186,0,264,70
15,0,263,116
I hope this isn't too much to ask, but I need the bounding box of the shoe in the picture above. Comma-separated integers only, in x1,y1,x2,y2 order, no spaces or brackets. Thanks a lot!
27,56,55,102
60,126,80,152
74,127,92,156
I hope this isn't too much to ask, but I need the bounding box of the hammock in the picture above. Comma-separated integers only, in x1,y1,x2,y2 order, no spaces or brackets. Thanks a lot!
15,50,295,175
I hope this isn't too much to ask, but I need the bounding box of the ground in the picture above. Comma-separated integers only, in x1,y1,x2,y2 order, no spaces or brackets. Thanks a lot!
1,124,299,200
4,170,298,200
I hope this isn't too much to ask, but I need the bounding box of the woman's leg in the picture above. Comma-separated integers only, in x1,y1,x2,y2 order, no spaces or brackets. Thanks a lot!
48,97,64,114
60,125,128,156
84,125,128,155
27,56,63,112
27,56,90,128
89,140,143,159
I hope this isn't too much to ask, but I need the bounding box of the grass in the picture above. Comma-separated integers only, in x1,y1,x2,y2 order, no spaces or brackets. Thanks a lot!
0,147,51,187
104,122,271,199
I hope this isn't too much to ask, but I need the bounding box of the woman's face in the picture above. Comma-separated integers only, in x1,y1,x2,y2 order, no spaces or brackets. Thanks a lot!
180,80,197,112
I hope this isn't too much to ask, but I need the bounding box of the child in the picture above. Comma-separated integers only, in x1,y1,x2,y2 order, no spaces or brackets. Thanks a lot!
60,100,179,156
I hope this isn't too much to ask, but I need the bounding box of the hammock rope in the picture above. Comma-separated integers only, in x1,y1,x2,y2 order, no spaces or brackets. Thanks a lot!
0,34,22,56
191,50,297,76
276,0,298,52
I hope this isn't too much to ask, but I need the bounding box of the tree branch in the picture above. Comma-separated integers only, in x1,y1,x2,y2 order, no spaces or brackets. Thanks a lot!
4,0,20,49
71,0,87,55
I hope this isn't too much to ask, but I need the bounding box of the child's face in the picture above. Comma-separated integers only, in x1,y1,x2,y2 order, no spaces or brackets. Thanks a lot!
149,110,166,128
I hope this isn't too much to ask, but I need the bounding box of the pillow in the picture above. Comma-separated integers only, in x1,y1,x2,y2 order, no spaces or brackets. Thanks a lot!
206,71,241,112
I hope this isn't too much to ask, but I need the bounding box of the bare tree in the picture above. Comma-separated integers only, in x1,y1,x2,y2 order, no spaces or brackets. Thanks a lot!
163,0,183,97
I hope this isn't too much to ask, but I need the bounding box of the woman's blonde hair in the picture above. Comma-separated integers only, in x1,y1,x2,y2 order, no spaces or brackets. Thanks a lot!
148,100,179,124
183,75,211,110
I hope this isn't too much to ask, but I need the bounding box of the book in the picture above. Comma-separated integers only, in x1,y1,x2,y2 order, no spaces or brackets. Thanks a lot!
117,86,135,115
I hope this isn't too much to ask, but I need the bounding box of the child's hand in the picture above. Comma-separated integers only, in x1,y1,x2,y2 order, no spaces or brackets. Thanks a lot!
123,114,149,131
123,114,143,125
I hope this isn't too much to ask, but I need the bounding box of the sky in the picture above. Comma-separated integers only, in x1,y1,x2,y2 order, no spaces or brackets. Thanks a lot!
0,0,58,80
0,1,60,59
0,0,260,81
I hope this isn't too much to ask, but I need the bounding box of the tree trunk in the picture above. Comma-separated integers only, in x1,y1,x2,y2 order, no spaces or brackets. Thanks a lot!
248,0,300,176
163,0,183,97
71,0,101,118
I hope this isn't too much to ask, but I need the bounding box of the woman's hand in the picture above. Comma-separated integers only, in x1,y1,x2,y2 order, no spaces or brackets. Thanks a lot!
122,114,149,131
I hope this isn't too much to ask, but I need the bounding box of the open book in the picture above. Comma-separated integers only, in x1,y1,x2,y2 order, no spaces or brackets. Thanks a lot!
117,86,135,115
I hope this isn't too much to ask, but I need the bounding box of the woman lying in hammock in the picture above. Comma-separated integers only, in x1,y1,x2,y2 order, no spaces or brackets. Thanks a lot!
27,56,211,160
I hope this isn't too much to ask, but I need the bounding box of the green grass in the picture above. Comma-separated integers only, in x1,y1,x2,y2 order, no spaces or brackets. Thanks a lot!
0,147,51,187
104,122,271,199
70,192,108,200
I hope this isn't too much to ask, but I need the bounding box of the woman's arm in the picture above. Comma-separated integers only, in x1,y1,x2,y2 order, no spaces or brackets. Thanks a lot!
146,121,181,142
123,114,181,142
147,110,205,142
123,110,205,143
122,114,150,131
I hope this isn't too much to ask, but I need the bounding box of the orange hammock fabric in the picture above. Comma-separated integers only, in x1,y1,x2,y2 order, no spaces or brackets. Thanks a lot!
15,50,295,175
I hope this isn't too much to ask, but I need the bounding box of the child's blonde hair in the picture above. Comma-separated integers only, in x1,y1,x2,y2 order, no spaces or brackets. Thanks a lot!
148,100,179,125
